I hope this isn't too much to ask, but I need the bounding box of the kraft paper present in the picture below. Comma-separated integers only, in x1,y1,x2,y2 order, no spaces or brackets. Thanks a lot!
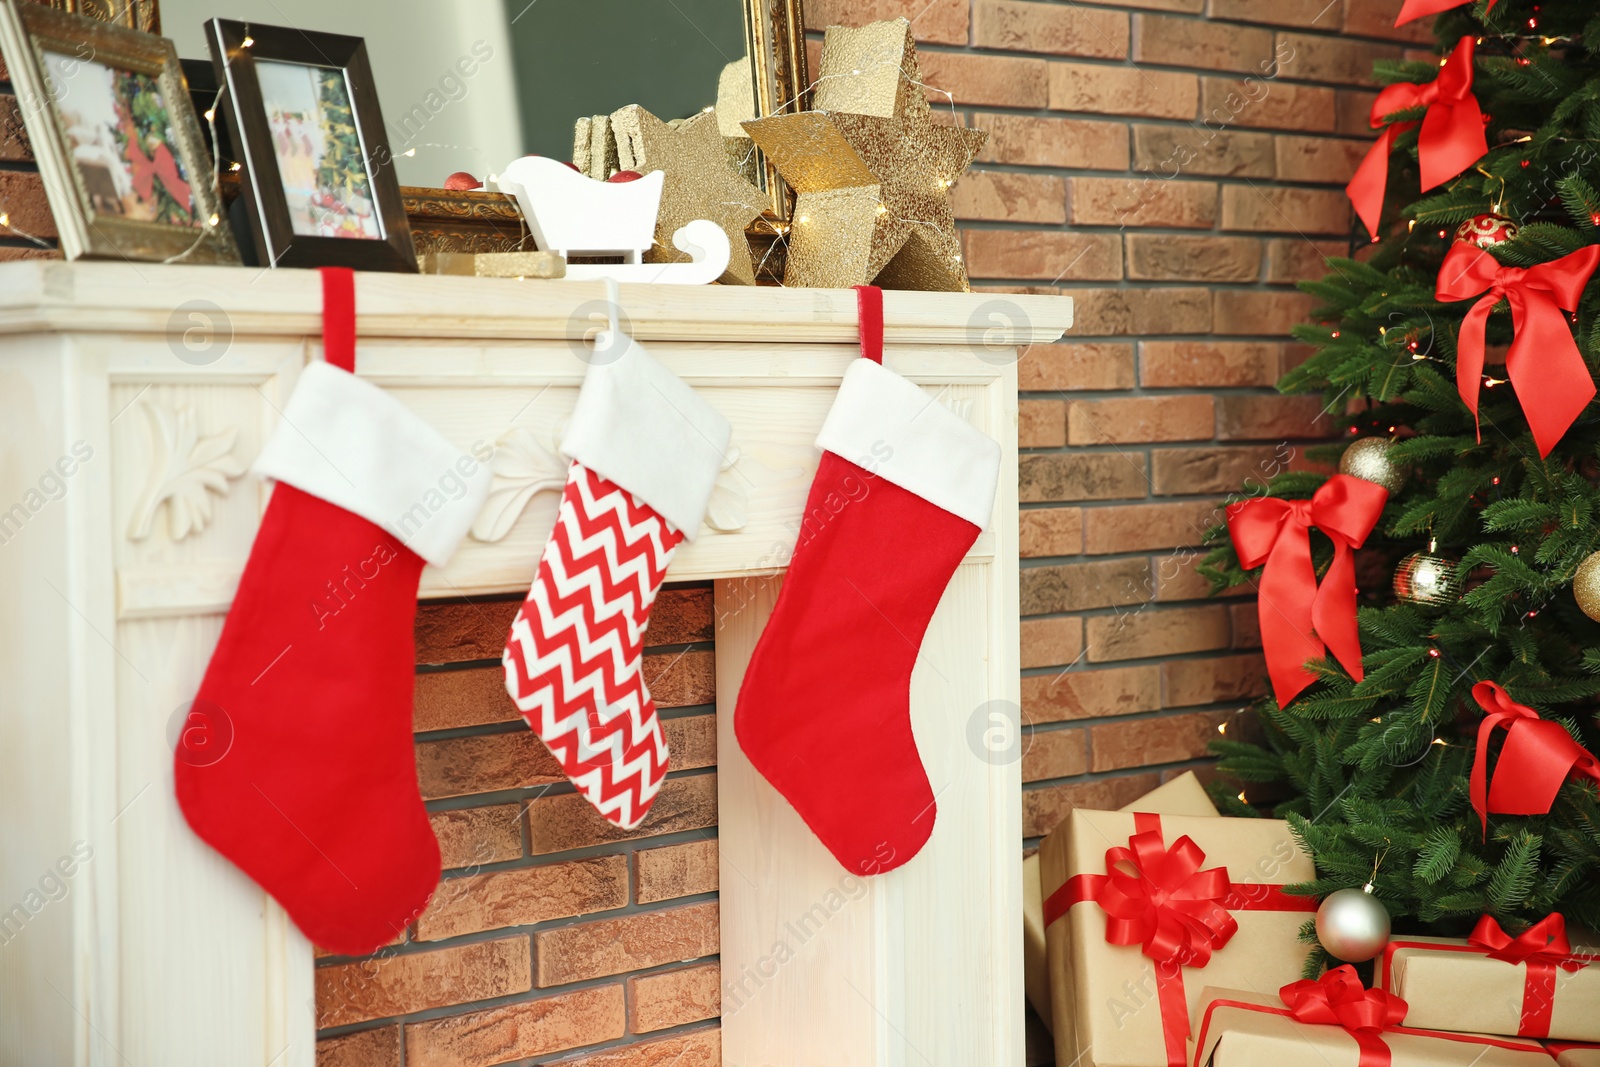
1550,1043,1600,1066
1191,986,1553,1067
1379,932,1600,1042
1041,810,1317,1067
1025,772,1221,1033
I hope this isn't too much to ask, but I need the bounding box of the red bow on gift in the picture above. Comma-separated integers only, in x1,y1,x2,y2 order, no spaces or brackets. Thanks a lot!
1437,242,1600,457
1396,0,1498,25
1470,681,1600,835
121,118,193,211
1346,37,1487,238
1227,475,1389,707
1281,966,1409,1067
1093,828,1238,967
1470,913,1588,1037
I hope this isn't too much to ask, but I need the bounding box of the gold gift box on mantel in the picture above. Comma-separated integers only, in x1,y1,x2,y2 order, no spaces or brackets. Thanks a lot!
1190,985,1554,1067
1041,810,1319,1067
1024,772,1220,1032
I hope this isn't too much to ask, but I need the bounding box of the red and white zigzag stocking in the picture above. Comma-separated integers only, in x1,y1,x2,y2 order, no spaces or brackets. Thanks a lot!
503,330,729,828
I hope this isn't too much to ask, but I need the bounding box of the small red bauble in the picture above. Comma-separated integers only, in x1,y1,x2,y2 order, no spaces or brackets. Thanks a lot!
1453,213,1520,249
443,171,480,191
607,170,644,183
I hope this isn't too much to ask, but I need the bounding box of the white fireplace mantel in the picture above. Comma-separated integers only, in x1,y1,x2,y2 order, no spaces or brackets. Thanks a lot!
0,262,1070,1067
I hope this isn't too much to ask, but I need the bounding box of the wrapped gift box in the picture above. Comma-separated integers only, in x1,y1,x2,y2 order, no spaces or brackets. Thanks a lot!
1024,772,1220,1032
1550,1043,1600,1066
1379,919,1600,1041
1192,984,1554,1067
1041,810,1318,1067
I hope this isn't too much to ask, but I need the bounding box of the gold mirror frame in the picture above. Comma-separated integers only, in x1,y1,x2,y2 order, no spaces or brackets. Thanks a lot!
28,0,159,34
746,0,810,222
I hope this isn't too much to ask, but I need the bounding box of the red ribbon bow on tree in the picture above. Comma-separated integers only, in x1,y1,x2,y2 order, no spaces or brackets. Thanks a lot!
1346,36,1487,238
1470,681,1600,835
1396,0,1498,25
1227,475,1389,707
1280,966,1410,1067
1470,913,1588,1037
1437,242,1600,458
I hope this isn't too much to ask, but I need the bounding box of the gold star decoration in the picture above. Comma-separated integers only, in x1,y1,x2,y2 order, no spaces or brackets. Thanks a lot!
608,104,769,285
742,18,986,291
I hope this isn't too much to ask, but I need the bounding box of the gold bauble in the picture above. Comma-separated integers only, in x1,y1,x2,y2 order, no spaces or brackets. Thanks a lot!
1394,552,1462,605
1574,551,1600,621
1339,437,1406,495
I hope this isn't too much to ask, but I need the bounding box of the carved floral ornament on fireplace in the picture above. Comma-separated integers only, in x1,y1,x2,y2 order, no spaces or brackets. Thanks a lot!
0,262,1069,1066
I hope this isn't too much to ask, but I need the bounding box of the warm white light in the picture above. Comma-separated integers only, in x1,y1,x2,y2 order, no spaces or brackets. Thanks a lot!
230,162,241,172
798,214,810,224
241,35,254,47
204,108,215,122
0,213,9,228
207,213,219,227
404,149,416,157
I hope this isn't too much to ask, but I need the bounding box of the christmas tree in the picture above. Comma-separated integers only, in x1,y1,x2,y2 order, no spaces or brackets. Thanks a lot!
1201,0,1600,963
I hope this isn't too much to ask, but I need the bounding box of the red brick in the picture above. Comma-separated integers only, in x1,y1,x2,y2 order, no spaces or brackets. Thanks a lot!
1019,399,1067,448
1094,0,1201,8
403,985,625,1066
1163,653,1270,707
1221,185,1350,235
974,113,1129,170
1023,664,1162,725
1151,445,1283,495
1089,711,1229,772
1133,14,1274,73
645,587,716,644
1140,341,1280,388
0,172,57,239
1022,774,1162,837
635,839,719,904
1213,289,1318,335
1085,604,1231,662
964,230,1122,282
1154,552,1253,602
662,713,717,771
1067,395,1215,445
0,94,31,162
1201,77,1335,131
1132,125,1275,178
430,805,524,871
645,650,717,709
1069,176,1217,228
1020,453,1148,503
1049,62,1198,120
1070,288,1213,335
920,51,1049,107
1021,617,1085,669
416,731,562,800
1082,501,1224,554
414,666,518,732
1020,507,1082,558
1276,33,1402,87
316,938,532,1028
1206,0,1341,28
316,1026,399,1067
528,774,717,855
1019,342,1136,391
1022,558,1153,615
1126,234,1262,283
414,599,520,663
951,170,1066,224
1232,601,1263,648
555,1029,720,1067
1216,395,1333,440
974,0,1129,58
1342,0,1434,43
1266,238,1343,285
415,855,628,942
535,901,719,987
1275,134,1367,183
805,0,970,43
1336,90,1380,136
628,962,721,1032
1023,727,1089,782
0,246,61,263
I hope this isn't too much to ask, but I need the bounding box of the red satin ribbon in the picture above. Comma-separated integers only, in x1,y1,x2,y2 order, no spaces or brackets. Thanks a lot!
1281,966,1409,1067
1396,0,1498,25
1346,37,1486,237
1226,475,1389,707
1042,813,1317,1067
1437,241,1600,457
121,119,193,210
1471,913,1589,1037
320,268,357,372
1470,681,1600,835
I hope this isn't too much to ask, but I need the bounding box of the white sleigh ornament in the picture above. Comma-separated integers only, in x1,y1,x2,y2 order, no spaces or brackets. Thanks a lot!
496,156,730,284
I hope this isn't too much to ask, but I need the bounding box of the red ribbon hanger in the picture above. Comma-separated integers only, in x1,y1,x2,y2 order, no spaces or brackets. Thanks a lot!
1470,681,1600,834
1346,36,1487,238
320,268,357,373
1281,967,1409,1067
1396,0,1499,25
1437,242,1600,458
1226,475,1389,707
1042,812,1317,1067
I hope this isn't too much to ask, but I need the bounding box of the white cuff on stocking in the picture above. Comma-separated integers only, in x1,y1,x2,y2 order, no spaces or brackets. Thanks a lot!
252,361,492,568
815,358,1001,530
561,334,731,540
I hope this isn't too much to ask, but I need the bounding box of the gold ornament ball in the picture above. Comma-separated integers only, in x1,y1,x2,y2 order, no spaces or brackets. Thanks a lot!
1339,437,1406,495
1315,886,1391,962
1574,551,1600,621
1394,551,1463,605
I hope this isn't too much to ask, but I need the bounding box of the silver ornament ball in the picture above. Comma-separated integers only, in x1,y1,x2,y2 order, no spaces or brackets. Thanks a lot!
1394,551,1463,606
1315,886,1391,962
1339,437,1406,495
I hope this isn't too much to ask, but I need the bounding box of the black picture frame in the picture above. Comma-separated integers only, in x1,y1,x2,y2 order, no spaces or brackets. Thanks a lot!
205,19,415,271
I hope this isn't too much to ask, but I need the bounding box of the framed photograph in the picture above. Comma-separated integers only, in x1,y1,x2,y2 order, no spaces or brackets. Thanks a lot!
206,19,415,271
0,0,238,263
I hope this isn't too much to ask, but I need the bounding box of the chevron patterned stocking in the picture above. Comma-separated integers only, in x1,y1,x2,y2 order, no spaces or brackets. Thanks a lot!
502,326,729,828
